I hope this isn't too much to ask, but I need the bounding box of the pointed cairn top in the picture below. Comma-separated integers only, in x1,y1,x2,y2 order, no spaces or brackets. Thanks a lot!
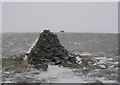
43,30,50,33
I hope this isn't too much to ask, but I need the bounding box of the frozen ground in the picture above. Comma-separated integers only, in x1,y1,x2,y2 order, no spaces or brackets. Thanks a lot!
2,33,119,83
2,64,118,83
7,65,89,83
2,63,118,83
2,52,118,83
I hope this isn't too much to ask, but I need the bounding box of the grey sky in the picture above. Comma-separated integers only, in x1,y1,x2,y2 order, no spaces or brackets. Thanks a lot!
2,2,118,33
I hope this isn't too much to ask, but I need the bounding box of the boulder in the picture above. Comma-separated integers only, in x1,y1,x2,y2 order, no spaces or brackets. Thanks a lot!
34,63,48,71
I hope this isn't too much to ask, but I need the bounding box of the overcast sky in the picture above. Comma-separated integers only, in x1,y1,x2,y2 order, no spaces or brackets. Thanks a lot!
2,2,118,33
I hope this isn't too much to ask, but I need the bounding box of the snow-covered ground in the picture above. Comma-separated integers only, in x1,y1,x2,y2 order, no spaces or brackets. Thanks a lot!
3,65,90,83
32,65,89,83
2,33,118,83
2,51,118,83
3,63,118,83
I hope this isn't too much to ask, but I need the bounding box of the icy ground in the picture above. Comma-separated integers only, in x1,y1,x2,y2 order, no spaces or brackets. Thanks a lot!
3,65,89,83
2,33,118,83
2,52,118,83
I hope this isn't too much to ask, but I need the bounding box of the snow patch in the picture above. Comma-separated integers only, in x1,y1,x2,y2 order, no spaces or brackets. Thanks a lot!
24,37,39,60
26,37,39,54
76,56,82,64
80,52,92,56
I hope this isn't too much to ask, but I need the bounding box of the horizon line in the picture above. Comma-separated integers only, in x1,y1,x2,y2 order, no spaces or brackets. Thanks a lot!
1,31,119,34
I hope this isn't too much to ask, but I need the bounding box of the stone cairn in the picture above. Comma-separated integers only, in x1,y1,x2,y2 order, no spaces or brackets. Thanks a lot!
26,30,77,70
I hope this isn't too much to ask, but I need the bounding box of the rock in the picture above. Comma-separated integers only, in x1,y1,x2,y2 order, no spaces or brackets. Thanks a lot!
54,59,62,65
60,30,65,32
98,64,107,69
68,57,76,63
14,69,23,73
34,63,48,71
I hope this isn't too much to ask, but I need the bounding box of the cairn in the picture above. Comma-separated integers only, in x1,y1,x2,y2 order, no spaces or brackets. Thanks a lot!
25,30,74,70
24,30,94,70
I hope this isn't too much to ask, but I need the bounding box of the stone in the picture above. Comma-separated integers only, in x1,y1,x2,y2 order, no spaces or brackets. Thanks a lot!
34,63,48,71
68,57,76,63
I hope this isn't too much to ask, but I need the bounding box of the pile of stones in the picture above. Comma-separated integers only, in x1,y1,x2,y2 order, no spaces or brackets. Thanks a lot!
26,30,77,70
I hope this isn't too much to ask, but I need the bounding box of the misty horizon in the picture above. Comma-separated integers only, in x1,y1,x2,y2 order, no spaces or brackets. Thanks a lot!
2,2,118,33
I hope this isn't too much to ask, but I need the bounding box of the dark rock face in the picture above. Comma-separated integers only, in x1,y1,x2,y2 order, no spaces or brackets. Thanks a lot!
34,63,48,71
27,30,69,67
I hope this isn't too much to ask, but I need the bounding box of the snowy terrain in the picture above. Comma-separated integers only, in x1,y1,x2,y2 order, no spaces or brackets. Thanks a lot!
2,33,119,83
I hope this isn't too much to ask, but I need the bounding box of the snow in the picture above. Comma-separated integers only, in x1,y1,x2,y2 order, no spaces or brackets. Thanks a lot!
24,36,39,60
95,57,108,64
80,52,92,56
3,59,118,83
76,56,82,64
3,65,91,83
83,67,87,69
26,37,39,54
99,65,106,69
109,65,114,68
97,77,118,83
114,62,118,65
76,56,82,61
95,57,106,60
23,55,28,60
32,65,89,83
54,76,88,83
108,58,113,61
